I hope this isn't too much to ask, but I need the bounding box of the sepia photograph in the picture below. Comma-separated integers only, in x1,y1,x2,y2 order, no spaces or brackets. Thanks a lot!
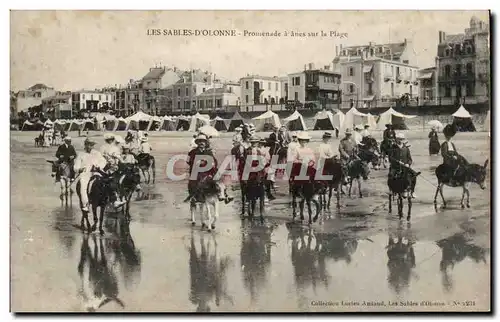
9,10,491,312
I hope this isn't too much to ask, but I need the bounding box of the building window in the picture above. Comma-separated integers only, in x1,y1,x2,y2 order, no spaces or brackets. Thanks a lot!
177,101,180,109
455,64,462,76
275,83,278,91
445,49,450,56
403,60,409,64
466,63,474,75
246,81,249,89
106,95,108,101
349,84,354,93
193,87,196,94
391,66,394,76
245,95,249,103
99,95,102,101
260,81,263,88
444,65,451,77
467,46,473,54
178,88,181,96
185,88,189,96
203,88,206,92
147,81,151,86
391,83,394,96
466,83,474,96
445,85,451,97
349,67,354,76
294,92,298,101
82,94,85,100
91,95,94,100
294,77,300,86
409,85,413,97
368,83,373,95
268,82,271,90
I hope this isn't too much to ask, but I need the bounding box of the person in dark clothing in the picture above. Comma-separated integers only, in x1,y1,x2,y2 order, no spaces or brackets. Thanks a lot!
440,124,468,177
54,136,77,180
383,124,396,141
389,133,415,198
428,127,440,155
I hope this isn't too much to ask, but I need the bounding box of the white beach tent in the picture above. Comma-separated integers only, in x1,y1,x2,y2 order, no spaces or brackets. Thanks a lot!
53,119,67,132
252,110,282,131
282,110,307,131
147,115,164,131
452,105,476,132
114,117,129,131
159,116,176,131
376,108,416,130
343,107,369,130
365,113,378,129
211,116,229,131
484,110,490,132
103,115,118,131
332,111,345,130
188,113,211,132
126,111,153,131
313,110,336,130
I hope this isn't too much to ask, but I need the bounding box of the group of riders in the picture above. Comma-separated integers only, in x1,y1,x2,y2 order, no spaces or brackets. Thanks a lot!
183,121,469,203
51,120,468,213
51,129,154,211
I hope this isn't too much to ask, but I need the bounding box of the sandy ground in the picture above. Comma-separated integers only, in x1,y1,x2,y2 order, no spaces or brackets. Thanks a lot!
10,130,491,312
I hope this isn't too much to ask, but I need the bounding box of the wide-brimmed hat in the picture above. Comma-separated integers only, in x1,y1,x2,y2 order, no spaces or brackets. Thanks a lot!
354,125,362,130
364,125,370,129
322,132,332,139
345,128,352,135
63,136,72,141
385,123,392,127
114,136,124,144
249,136,261,143
140,137,148,142
296,131,311,141
84,138,96,146
443,124,456,138
104,133,115,141
235,127,242,132
195,134,208,144
395,132,405,140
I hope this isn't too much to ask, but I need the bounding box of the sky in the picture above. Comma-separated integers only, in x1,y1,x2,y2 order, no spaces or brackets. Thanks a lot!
10,10,489,92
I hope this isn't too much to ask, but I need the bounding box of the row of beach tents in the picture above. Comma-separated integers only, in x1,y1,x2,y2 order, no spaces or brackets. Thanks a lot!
20,105,489,133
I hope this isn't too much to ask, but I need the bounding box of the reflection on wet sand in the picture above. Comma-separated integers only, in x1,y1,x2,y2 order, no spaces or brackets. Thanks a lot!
286,223,359,294
75,217,142,312
52,204,78,257
189,229,233,312
77,234,125,311
103,218,142,291
240,222,274,303
436,232,488,293
386,224,416,294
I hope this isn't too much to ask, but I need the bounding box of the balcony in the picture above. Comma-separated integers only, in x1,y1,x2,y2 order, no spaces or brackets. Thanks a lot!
395,74,403,83
384,74,394,82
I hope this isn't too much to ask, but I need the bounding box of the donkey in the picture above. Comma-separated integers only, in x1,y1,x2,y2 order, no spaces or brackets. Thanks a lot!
434,159,488,209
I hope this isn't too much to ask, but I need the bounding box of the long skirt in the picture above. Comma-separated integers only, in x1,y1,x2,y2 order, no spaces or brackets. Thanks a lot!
429,138,440,155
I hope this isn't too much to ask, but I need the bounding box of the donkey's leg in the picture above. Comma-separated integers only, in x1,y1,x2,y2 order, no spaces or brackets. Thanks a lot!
190,200,197,226
292,193,297,221
336,183,341,210
90,205,98,232
259,188,265,223
206,203,213,232
388,193,392,213
99,206,105,235
211,200,219,230
439,184,446,208
460,185,466,209
357,178,363,198
433,183,440,206
407,193,412,221
327,185,332,209
299,199,305,222
465,183,471,208
398,194,403,220
348,180,353,198
307,200,313,226
60,181,65,200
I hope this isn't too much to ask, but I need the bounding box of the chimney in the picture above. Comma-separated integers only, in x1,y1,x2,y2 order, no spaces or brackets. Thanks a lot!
369,41,374,47
304,64,307,70
404,38,407,45
335,45,339,56
309,63,315,70
324,65,330,70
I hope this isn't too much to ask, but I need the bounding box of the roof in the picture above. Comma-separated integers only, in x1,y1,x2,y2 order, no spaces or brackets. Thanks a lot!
418,72,433,79
343,41,406,57
42,94,71,101
142,67,166,80
442,33,468,44
176,69,212,84
453,105,472,118
240,75,280,81
28,83,51,91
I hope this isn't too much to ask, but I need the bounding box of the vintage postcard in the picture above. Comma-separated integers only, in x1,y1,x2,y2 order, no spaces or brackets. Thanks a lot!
10,10,491,312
